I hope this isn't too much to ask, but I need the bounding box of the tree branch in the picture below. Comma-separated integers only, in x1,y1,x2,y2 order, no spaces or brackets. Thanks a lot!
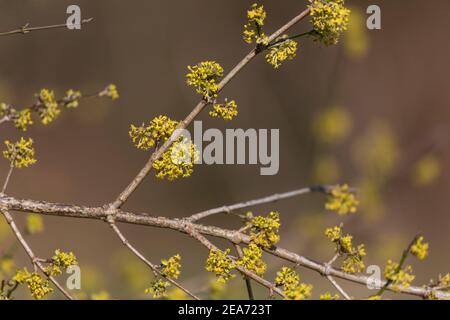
0,18,94,37
1,193,447,300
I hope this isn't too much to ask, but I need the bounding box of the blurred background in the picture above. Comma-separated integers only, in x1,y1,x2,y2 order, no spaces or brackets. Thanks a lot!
1,0,449,299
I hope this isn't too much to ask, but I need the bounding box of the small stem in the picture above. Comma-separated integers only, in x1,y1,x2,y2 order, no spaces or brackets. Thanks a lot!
1,164,14,194
268,30,315,48
0,18,94,37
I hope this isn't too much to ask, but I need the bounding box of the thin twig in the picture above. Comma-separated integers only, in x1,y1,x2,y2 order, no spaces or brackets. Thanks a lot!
324,254,351,300
233,244,255,300
0,18,94,37
0,209,74,299
108,221,200,300
1,165,14,194
188,186,327,222
110,7,312,209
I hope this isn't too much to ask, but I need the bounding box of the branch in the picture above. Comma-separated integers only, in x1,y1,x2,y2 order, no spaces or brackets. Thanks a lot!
233,243,255,300
110,7,312,209
0,209,73,299
187,185,329,222
1,193,448,300
0,18,94,37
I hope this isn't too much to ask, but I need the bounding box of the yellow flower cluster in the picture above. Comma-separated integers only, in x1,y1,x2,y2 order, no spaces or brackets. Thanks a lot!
320,292,340,300
243,4,269,45
309,0,350,46
250,211,280,248
13,268,53,299
210,99,238,121
129,115,180,150
265,35,298,69
37,89,60,125
45,249,78,276
64,89,82,108
186,61,224,98
152,138,199,181
384,260,415,291
3,137,37,168
25,214,44,235
145,279,170,298
313,106,352,144
325,184,359,215
161,254,182,279
236,243,266,276
410,236,429,260
99,84,119,100
275,267,313,300
0,103,33,131
205,248,235,283
325,225,366,273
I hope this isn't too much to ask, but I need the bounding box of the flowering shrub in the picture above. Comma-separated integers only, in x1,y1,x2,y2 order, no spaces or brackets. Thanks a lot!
0,1,448,301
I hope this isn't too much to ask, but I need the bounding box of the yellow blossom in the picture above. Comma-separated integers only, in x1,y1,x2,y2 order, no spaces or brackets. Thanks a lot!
100,84,119,100
161,254,182,279
309,0,351,46
186,61,223,98
243,4,269,45
25,214,44,234
384,260,415,291
145,279,169,298
153,138,199,181
325,184,359,215
275,267,313,300
205,248,235,283
265,35,298,68
210,99,238,121
37,89,60,125
3,137,37,168
236,243,266,275
250,211,280,248
64,89,82,108
410,236,429,260
14,109,33,131
320,292,340,300
129,115,180,150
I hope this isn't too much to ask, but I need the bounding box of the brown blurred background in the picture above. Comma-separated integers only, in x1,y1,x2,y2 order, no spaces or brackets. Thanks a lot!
1,0,449,299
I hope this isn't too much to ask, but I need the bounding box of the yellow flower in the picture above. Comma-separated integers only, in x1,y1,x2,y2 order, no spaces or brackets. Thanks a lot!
26,214,44,235
100,84,119,100
91,291,110,300
37,89,60,125
275,267,313,300
320,292,340,300
129,115,180,150
313,106,352,144
186,61,223,98
210,99,238,121
236,243,266,276
161,254,182,279
309,0,351,46
3,137,37,168
64,89,82,108
265,35,298,68
411,155,441,187
384,260,415,291
153,138,199,181
410,236,429,260
13,268,53,299
145,279,169,298
325,184,359,215
250,211,280,248
46,249,78,276
325,225,366,273
14,109,33,131
205,248,235,283
243,4,269,45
